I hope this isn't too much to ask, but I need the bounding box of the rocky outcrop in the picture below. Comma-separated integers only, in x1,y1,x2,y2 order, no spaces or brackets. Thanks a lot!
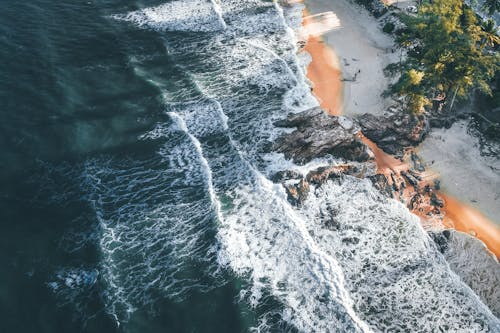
357,112,429,156
284,179,310,206
368,174,393,198
270,170,302,183
274,163,370,206
273,108,373,164
305,164,364,185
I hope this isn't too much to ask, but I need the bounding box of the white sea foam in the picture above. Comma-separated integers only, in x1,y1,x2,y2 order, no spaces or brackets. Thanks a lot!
111,0,226,32
442,231,500,317
169,100,229,138
77,130,223,321
300,177,500,332
262,151,339,179
216,174,372,332
87,0,500,330
168,111,224,222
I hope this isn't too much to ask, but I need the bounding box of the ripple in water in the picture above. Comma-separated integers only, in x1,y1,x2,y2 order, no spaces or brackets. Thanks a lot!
48,0,500,331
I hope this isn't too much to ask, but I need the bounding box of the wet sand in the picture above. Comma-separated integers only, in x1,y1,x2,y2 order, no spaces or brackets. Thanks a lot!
442,194,500,257
303,0,396,116
302,14,343,115
300,2,500,258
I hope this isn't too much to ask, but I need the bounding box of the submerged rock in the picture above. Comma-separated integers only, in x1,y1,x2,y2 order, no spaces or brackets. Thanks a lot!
306,164,362,185
270,169,302,183
284,178,310,206
273,108,373,164
358,112,429,156
368,174,393,198
428,229,452,253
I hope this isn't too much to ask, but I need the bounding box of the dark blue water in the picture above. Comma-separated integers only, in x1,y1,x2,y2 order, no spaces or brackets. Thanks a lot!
0,1,244,332
1,1,499,332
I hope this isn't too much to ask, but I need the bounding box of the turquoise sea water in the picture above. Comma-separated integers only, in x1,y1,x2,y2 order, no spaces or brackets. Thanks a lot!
0,1,244,331
1,1,499,332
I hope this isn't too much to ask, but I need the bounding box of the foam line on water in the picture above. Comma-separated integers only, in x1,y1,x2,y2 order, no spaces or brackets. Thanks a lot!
111,0,226,32
166,94,371,331
210,0,227,30
300,177,500,331
168,111,224,222
241,39,298,85
216,172,372,332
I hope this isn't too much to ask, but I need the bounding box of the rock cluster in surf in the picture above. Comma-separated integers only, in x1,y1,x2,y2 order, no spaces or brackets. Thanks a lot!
271,106,500,322
273,107,373,163
358,111,429,156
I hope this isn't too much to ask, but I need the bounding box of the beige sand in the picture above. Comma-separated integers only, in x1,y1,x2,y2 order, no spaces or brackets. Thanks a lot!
302,12,343,115
304,0,397,116
300,0,500,258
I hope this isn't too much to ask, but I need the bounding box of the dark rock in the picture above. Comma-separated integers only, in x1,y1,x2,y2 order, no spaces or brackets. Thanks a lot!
273,108,373,164
390,172,399,191
429,116,455,129
410,151,426,172
284,178,310,206
320,205,341,230
392,182,399,192
429,107,471,129
408,169,422,181
428,230,452,253
401,171,419,188
354,0,388,18
433,179,441,190
271,170,302,183
430,193,444,208
368,174,393,198
342,237,360,245
306,164,361,186
357,112,429,156
409,193,422,210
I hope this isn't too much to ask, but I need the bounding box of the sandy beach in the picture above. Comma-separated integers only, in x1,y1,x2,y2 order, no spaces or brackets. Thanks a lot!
303,0,397,116
301,0,500,258
418,121,500,224
303,13,343,115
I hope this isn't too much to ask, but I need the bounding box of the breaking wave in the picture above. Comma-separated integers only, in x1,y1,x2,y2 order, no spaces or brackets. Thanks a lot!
47,0,500,331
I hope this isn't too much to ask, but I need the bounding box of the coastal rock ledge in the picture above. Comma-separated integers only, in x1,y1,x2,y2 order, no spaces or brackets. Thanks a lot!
273,108,373,164
358,112,429,156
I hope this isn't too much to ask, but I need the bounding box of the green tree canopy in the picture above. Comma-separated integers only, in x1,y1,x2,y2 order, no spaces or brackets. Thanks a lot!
390,0,500,113
482,0,500,16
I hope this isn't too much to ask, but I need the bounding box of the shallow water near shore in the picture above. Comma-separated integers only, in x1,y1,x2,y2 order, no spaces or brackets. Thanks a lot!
1,0,499,332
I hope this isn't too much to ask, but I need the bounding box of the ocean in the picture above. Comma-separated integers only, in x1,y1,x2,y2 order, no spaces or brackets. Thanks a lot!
0,0,498,332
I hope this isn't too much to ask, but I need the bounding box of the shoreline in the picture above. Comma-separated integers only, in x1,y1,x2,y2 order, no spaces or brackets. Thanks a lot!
302,13,343,115
300,0,500,258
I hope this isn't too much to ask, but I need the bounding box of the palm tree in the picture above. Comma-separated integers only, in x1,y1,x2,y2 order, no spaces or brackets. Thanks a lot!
481,19,500,48
482,0,500,16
